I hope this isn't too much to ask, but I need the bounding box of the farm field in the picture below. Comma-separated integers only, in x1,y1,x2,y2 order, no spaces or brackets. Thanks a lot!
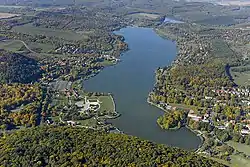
0,40,23,52
27,42,54,53
0,12,19,19
12,24,88,41
129,12,160,19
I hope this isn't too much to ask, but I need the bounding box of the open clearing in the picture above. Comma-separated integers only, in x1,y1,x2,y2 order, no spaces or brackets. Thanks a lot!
0,40,53,53
85,95,115,113
98,95,115,113
227,141,250,156
231,70,250,86
12,24,88,41
0,40,23,52
129,12,160,19
27,42,54,53
230,154,250,167
226,141,250,167
0,12,19,19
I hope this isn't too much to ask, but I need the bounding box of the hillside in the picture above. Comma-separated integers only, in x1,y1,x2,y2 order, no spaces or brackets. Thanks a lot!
0,51,41,83
0,126,226,167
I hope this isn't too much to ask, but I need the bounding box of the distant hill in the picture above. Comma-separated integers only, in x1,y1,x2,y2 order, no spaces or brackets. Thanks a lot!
0,126,226,167
0,51,41,83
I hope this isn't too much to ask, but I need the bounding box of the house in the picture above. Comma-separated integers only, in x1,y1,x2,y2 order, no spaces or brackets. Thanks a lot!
188,110,202,121
241,129,250,135
216,126,226,130
67,121,76,126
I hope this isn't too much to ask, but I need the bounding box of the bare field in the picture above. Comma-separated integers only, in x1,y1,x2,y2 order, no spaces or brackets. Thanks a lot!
129,12,160,19
0,12,19,19
218,1,250,6
186,0,250,6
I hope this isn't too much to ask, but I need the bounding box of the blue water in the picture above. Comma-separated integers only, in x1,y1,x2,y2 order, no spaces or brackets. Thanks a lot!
84,27,200,150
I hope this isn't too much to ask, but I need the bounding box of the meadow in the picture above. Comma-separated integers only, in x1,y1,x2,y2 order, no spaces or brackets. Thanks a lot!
12,24,88,41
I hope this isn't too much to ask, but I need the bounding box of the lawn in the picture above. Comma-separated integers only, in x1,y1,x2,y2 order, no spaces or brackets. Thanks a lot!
211,39,234,59
0,12,19,19
12,24,88,41
27,42,54,53
100,60,115,66
231,70,250,86
77,117,97,126
98,95,115,113
226,141,250,156
0,40,23,52
129,12,160,19
207,157,231,167
230,154,250,167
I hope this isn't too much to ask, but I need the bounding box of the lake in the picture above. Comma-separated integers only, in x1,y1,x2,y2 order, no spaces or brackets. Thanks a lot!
84,27,201,150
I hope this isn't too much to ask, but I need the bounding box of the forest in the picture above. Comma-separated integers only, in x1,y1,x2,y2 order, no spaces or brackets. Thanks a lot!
0,51,41,83
0,126,226,167
0,83,42,129
157,109,187,130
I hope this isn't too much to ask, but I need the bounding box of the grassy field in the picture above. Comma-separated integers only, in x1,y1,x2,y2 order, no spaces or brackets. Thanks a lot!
129,12,160,19
27,42,54,53
225,141,250,167
211,39,234,59
78,117,97,126
208,153,250,167
12,24,88,41
231,70,250,86
100,60,116,66
98,95,115,113
0,40,23,52
0,12,19,19
230,154,250,167
0,39,54,53
207,157,231,167
227,141,250,156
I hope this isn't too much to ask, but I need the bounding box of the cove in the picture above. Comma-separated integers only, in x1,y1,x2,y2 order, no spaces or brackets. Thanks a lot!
84,27,201,150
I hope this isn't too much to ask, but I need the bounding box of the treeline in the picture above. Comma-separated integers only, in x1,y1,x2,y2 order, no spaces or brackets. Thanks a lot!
0,126,226,167
0,51,41,84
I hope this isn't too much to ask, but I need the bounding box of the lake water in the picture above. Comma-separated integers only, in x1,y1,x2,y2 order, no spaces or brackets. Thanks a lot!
84,27,201,150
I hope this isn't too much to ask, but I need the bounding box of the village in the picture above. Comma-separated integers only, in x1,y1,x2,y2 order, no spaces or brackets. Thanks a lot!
42,76,121,133
154,86,250,137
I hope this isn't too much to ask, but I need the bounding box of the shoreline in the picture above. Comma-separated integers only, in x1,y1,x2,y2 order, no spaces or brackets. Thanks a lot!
147,98,204,151
82,26,201,150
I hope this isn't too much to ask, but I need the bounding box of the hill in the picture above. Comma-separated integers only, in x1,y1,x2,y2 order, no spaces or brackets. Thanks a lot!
0,51,41,83
0,126,226,167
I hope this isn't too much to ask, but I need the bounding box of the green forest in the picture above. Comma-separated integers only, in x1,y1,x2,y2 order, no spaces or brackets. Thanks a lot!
0,126,226,167
0,51,41,83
